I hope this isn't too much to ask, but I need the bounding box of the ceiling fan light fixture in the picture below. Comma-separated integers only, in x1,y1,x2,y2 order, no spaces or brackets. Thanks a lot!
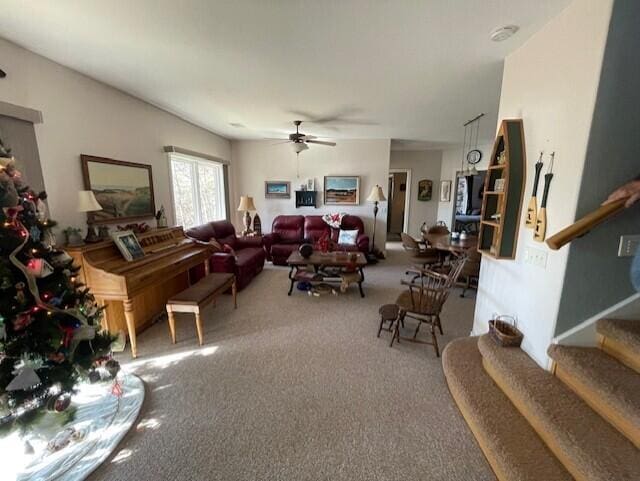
292,142,309,154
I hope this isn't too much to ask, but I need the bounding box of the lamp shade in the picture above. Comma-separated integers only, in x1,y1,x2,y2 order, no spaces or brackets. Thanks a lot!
366,185,386,202
77,190,102,212
237,195,256,211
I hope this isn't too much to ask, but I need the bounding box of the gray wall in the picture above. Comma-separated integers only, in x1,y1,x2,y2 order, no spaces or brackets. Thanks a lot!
0,115,45,194
556,0,640,334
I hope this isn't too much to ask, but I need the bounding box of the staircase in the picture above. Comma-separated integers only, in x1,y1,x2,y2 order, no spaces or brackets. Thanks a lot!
442,319,640,481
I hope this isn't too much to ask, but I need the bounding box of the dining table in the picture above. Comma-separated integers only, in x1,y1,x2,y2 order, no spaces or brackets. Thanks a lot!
422,233,478,254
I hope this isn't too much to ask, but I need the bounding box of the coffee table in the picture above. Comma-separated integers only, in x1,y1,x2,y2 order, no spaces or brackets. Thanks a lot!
286,251,368,297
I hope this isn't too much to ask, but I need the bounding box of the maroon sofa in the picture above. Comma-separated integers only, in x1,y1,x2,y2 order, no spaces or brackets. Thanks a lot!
263,215,369,265
186,220,265,290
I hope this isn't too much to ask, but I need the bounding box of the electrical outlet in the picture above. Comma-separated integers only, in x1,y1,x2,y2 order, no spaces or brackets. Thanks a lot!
618,235,640,257
524,246,548,268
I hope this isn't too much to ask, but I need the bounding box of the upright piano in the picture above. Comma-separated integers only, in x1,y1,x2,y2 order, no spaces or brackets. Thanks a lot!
66,227,212,358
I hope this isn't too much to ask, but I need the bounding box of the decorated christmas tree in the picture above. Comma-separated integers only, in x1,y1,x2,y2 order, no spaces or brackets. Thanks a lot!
0,135,117,428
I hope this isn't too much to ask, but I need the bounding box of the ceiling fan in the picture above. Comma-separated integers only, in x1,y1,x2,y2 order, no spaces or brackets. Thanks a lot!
282,120,336,153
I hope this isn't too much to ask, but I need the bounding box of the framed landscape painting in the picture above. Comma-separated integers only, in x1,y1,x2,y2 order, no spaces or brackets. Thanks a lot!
81,155,155,224
324,176,360,205
265,180,291,198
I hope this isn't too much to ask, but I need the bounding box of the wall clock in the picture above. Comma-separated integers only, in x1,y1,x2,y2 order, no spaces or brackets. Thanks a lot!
466,149,482,164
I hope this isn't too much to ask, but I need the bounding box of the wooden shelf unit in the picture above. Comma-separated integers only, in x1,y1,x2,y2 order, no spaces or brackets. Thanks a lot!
295,190,317,208
478,119,526,259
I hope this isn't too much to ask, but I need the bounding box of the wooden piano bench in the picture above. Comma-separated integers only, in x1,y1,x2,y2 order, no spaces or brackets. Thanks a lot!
166,273,237,346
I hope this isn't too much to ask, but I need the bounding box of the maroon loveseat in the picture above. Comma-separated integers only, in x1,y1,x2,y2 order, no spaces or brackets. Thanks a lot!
186,220,265,290
263,215,369,265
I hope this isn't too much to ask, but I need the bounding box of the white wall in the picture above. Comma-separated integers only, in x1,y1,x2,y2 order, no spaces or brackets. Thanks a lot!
389,150,442,237
0,37,231,230
472,0,614,367
230,139,391,246
436,143,493,227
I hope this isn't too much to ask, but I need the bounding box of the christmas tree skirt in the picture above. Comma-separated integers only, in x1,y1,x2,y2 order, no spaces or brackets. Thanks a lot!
2,373,144,481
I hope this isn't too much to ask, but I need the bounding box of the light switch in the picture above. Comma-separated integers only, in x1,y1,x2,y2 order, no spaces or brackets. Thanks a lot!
524,246,548,268
618,235,640,257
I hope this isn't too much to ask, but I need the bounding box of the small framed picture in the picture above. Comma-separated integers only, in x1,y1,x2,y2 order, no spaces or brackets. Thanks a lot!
417,179,433,201
440,180,452,202
494,178,506,192
306,178,315,191
265,181,291,199
112,230,145,261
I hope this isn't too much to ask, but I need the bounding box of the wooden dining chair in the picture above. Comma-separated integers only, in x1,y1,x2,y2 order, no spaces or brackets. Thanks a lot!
426,224,450,236
389,255,467,356
459,249,481,297
400,232,440,271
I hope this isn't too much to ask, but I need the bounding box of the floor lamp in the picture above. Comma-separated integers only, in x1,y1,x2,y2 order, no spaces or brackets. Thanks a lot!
366,185,386,261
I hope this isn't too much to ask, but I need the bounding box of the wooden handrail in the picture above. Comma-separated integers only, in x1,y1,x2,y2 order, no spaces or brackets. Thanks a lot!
546,197,628,250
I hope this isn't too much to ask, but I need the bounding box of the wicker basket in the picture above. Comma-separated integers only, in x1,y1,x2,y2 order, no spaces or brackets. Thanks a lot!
488,315,523,347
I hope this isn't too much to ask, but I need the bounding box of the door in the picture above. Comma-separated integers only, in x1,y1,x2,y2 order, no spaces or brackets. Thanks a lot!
387,171,407,240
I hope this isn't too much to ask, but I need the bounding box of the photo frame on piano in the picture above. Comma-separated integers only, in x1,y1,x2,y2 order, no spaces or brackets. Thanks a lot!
112,230,145,261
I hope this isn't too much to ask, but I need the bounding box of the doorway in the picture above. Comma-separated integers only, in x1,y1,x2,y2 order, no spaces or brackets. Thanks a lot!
451,170,486,233
387,169,411,241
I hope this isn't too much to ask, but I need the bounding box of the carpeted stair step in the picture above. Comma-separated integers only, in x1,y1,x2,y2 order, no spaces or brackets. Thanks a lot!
478,335,640,481
596,318,640,373
442,337,572,481
548,344,640,448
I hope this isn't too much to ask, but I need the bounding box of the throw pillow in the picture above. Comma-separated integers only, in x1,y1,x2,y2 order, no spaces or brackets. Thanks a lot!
222,244,237,259
208,239,222,252
322,212,347,229
337,229,358,246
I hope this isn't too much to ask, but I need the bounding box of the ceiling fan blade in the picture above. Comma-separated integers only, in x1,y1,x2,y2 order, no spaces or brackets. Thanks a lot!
270,140,292,145
307,140,336,147
300,134,317,140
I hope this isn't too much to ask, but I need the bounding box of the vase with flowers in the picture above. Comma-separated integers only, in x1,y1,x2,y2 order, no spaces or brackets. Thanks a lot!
315,231,332,254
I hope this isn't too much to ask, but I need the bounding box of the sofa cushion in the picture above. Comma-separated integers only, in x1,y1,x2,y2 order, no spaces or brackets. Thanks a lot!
236,247,266,268
185,223,216,242
304,215,331,243
272,215,305,243
218,234,237,249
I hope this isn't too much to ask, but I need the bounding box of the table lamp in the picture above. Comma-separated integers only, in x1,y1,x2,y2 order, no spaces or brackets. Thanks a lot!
366,184,386,261
237,195,257,236
77,190,103,243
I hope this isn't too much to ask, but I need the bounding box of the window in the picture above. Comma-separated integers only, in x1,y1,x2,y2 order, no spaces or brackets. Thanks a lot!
169,153,227,229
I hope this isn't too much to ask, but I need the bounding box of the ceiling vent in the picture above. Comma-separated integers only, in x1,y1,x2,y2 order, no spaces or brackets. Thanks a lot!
490,25,519,42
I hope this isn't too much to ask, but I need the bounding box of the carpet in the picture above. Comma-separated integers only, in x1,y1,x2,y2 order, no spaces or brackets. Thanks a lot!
88,243,494,481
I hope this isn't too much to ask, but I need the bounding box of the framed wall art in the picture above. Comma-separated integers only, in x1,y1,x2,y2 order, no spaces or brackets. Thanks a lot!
417,179,433,201
440,180,452,202
111,230,145,261
265,180,291,199
81,155,155,224
324,176,360,205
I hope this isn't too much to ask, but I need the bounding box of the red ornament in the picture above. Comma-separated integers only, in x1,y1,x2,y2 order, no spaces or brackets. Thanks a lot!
13,312,33,330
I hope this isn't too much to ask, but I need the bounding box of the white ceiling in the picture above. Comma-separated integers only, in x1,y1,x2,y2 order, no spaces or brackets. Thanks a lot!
0,0,570,144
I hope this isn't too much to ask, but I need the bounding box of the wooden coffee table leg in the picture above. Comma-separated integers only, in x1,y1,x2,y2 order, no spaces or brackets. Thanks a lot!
232,278,238,308
195,310,204,346
288,266,296,295
167,305,177,344
358,267,365,298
